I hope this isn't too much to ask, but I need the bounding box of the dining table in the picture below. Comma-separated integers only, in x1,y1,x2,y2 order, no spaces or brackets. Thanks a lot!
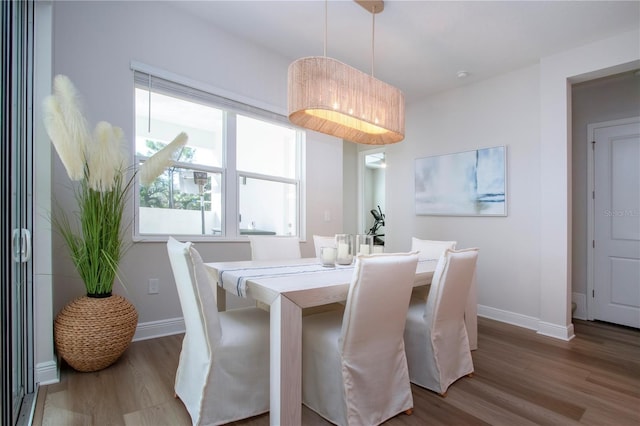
205,256,477,426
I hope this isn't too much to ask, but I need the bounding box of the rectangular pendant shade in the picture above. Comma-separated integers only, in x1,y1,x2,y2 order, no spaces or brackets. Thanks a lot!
288,56,405,145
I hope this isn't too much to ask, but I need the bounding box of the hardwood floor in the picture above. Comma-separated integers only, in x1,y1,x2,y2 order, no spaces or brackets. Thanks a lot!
32,317,640,425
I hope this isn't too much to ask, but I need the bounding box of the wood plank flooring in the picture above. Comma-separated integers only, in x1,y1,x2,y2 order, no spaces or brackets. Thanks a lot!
32,317,640,425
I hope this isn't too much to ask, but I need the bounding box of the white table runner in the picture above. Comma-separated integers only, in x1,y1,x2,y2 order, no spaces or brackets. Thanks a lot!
215,260,357,297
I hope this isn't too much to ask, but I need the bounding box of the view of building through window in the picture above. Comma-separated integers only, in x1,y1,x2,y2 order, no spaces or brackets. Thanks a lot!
133,72,303,238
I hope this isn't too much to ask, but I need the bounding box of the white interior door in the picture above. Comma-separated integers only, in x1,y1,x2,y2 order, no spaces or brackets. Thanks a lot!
591,118,640,328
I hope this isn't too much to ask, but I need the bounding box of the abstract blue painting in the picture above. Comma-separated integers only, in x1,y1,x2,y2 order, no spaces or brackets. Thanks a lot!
415,146,507,216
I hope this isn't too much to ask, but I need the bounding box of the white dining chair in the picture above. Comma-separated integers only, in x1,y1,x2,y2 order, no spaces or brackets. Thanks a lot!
313,234,336,259
248,235,301,260
411,237,457,260
166,237,270,425
404,247,479,396
302,252,419,426
410,238,457,300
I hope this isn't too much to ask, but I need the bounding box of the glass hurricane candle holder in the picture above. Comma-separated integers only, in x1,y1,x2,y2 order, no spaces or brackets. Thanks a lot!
320,246,337,267
355,234,373,255
335,234,354,265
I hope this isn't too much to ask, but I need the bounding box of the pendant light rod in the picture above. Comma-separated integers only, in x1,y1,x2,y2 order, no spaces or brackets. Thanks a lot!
324,0,327,57
371,6,376,77
355,0,384,14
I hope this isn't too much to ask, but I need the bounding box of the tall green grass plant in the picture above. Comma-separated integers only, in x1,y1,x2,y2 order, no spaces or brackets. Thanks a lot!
44,75,187,295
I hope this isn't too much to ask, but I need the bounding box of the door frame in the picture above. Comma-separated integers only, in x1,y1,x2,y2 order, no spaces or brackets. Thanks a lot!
586,116,640,320
357,147,385,235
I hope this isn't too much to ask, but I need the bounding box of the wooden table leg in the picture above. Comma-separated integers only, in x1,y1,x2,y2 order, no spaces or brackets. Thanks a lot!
269,295,302,426
216,285,226,312
465,271,478,350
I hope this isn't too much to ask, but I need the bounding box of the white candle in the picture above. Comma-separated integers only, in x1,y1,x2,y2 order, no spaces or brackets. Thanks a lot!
337,243,349,260
372,245,384,254
321,247,336,266
359,244,370,255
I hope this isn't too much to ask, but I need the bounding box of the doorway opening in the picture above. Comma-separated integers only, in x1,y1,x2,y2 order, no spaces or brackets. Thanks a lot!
358,149,386,246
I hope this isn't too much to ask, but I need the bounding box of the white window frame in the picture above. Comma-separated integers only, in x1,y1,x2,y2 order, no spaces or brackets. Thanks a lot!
131,62,306,242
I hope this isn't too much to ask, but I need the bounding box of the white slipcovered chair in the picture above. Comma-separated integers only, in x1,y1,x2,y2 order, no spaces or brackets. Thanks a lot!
302,252,419,426
248,235,301,260
410,238,457,300
404,247,479,396
313,234,336,259
411,237,457,260
166,237,270,425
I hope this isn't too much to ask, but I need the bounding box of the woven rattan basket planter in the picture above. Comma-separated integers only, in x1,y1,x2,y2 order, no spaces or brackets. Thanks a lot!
54,294,138,372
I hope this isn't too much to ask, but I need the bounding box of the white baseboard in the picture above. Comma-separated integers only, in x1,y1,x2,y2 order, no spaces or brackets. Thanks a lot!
477,304,539,330
478,304,576,341
133,317,185,342
134,306,580,345
572,292,587,320
36,360,59,385
538,320,575,341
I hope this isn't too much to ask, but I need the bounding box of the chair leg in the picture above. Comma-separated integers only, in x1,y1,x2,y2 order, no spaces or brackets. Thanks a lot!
468,372,474,378
439,391,447,398
404,408,413,416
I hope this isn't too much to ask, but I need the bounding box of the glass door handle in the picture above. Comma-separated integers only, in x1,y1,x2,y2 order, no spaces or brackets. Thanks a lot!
12,228,31,263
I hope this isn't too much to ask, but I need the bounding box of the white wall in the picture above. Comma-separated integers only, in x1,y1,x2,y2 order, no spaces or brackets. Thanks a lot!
47,1,344,339
386,65,542,326
571,72,640,319
34,0,58,385
343,142,359,234
382,30,640,336
539,29,639,339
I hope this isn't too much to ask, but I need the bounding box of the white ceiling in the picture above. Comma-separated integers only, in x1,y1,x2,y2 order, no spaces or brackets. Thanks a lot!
168,0,640,103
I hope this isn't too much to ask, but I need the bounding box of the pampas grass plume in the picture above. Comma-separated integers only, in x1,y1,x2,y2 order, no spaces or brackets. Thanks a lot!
42,93,87,181
139,132,188,186
51,75,91,178
88,122,126,192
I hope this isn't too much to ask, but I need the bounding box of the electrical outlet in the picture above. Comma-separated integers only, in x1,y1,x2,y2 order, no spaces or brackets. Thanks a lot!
148,278,159,294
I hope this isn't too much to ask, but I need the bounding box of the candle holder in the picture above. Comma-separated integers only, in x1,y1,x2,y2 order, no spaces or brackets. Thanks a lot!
320,246,337,267
335,234,354,265
355,234,373,255
372,244,384,254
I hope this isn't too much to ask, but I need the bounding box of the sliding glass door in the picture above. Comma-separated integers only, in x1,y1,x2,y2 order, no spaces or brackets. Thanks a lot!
1,1,35,424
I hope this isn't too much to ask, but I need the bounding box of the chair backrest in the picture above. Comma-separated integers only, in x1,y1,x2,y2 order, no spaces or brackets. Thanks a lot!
411,237,457,260
248,235,301,261
425,248,479,328
340,252,419,357
167,237,221,344
313,235,336,258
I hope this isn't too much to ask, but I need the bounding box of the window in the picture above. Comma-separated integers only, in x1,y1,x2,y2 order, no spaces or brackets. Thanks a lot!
133,70,304,240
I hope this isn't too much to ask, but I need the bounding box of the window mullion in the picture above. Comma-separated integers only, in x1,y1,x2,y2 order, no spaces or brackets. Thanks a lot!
237,171,298,186
224,111,239,239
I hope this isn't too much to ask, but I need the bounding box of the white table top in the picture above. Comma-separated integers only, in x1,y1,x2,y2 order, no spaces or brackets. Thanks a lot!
207,257,437,306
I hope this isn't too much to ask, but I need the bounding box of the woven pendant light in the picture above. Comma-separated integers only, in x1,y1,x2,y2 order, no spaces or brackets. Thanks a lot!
287,0,405,145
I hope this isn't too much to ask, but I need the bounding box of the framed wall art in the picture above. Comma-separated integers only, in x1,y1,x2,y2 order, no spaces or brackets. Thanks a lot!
415,146,507,216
